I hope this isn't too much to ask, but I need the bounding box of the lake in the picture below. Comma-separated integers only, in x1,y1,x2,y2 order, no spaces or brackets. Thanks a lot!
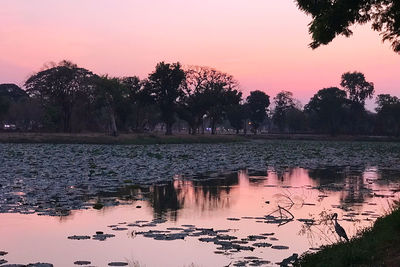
0,141,399,266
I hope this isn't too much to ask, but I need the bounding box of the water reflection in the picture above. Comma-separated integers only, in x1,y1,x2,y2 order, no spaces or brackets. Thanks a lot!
97,167,399,222
1,167,400,267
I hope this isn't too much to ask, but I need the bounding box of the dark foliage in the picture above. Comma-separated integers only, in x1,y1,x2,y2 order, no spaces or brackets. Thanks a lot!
305,87,349,135
0,61,396,137
296,0,400,52
146,62,186,135
247,90,270,133
24,60,95,132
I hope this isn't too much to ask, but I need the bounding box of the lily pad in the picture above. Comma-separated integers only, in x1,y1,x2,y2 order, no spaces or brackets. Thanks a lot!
74,261,91,265
271,245,289,250
108,262,128,266
253,242,272,248
67,235,91,240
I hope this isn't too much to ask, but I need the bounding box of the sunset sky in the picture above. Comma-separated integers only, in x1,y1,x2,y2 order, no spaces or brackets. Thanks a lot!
1,0,399,109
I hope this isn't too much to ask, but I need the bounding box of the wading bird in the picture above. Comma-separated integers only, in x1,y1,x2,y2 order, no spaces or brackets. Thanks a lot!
332,213,349,242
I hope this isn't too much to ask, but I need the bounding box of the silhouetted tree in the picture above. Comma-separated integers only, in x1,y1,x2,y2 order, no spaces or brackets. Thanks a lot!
2,94,43,131
93,75,128,136
375,94,400,136
285,107,307,133
183,67,241,135
206,84,242,134
0,84,29,125
147,62,185,135
296,0,400,52
247,90,270,134
0,84,29,102
305,87,348,135
340,72,374,133
122,77,158,132
178,67,214,134
272,91,296,132
227,103,248,134
25,60,95,132
340,72,374,108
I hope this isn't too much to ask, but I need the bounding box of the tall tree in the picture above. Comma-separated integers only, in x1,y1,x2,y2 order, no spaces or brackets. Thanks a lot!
340,72,374,134
272,91,296,132
179,67,214,134
305,87,349,135
93,75,127,136
285,107,307,133
0,84,29,102
227,103,248,134
246,90,270,134
182,66,241,135
375,94,400,136
147,62,185,135
25,60,94,132
340,72,375,108
0,84,43,130
296,0,400,52
121,77,158,132
0,83,30,125
205,77,242,135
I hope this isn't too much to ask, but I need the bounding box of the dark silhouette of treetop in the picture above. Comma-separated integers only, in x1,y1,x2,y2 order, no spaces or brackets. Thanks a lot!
272,91,296,132
246,90,270,133
375,94,400,136
147,62,185,135
340,71,374,107
296,0,400,52
25,60,95,132
0,84,28,102
305,87,348,135
0,58,397,137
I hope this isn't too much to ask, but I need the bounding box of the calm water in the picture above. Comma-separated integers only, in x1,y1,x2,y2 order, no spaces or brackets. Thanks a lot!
0,167,399,266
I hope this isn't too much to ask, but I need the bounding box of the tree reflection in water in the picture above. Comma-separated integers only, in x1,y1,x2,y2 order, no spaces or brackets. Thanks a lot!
148,172,239,220
94,166,397,226
308,167,374,207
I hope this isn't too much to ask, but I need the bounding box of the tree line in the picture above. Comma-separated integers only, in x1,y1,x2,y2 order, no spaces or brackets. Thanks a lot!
0,60,399,136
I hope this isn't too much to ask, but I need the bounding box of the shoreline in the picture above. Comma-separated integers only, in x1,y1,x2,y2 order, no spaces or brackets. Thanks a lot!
0,132,245,145
296,207,400,266
0,132,399,145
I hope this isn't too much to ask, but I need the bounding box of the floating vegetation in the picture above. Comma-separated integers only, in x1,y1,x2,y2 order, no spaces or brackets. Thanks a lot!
108,262,128,266
67,235,91,240
1,141,400,266
93,203,104,210
1,141,400,216
73,261,91,265
253,242,272,248
92,233,115,241
271,245,290,250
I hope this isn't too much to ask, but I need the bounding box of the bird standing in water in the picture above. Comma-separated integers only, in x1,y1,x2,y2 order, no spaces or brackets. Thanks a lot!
332,213,349,242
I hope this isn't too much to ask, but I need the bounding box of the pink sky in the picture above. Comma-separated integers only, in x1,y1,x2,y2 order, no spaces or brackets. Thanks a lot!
1,0,399,108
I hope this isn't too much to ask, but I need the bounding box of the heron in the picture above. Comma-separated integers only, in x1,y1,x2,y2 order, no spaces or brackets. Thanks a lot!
332,213,349,242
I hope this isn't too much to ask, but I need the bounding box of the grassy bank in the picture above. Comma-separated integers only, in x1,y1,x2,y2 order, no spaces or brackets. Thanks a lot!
296,207,400,267
0,132,246,145
248,133,400,142
0,132,399,145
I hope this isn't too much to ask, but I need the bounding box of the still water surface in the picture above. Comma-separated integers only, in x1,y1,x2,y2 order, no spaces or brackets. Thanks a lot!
0,167,399,266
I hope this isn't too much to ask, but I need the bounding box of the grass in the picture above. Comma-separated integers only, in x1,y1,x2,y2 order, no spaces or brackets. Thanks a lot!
296,205,400,267
1,132,399,145
0,132,246,145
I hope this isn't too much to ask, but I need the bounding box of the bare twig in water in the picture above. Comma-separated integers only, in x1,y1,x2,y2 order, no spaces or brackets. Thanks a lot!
279,205,294,220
